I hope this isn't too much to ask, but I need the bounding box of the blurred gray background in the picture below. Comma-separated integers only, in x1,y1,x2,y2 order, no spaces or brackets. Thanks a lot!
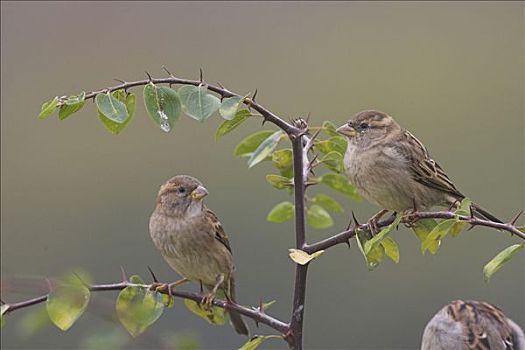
1,2,524,349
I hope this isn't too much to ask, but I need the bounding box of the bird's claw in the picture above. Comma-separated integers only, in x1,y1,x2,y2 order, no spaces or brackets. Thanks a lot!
201,292,216,309
367,218,380,236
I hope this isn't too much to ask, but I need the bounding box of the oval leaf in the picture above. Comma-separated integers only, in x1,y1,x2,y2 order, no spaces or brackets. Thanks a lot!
288,249,324,265
46,283,90,331
422,219,456,254
39,96,59,119
234,130,275,157
116,286,164,337
311,193,344,213
247,130,283,168
95,92,128,124
306,205,334,229
266,174,292,190
381,237,400,263
59,92,86,120
219,95,247,120
178,85,220,122
216,109,251,140
483,243,524,282
98,91,136,135
319,173,360,200
322,120,340,137
267,202,294,223
320,151,343,173
144,84,181,132
183,299,225,325
363,213,403,256
355,230,385,270
315,136,347,155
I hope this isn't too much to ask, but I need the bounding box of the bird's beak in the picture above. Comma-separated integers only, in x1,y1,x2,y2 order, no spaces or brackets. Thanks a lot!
336,124,357,138
191,185,208,200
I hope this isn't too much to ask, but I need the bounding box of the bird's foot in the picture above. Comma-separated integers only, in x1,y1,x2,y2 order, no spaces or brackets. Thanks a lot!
367,209,389,236
201,292,216,309
149,278,189,305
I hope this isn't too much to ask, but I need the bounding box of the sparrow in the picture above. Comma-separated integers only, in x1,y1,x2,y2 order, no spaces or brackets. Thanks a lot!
421,300,525,350
336,110,502,232
149,175,249,335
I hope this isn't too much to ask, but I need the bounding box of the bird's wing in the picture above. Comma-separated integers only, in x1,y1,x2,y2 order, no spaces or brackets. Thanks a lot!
400,130,464,199
447,300,518,350
205,208,232,254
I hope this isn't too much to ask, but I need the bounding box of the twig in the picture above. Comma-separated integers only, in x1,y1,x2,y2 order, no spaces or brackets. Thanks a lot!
2,281,289,334
303,210,525,254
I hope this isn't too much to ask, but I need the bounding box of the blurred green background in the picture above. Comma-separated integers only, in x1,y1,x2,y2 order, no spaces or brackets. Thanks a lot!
1,2,523,349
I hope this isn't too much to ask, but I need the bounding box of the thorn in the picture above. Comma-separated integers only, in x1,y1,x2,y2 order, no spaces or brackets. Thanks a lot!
351,211,360,228
467,223,476,231
469,204,475,219
448,199,459,211
345,239,351,248
199,280,204,293
0,298,6,305
217,82,225,89
252,89,258,102
162,65,174,77
145,71,153,82
114,78,126,84
306,112,311,123
310,128,322,143
509,210,523,226
199,68,203,83
120,266,128,282
147,266,159,283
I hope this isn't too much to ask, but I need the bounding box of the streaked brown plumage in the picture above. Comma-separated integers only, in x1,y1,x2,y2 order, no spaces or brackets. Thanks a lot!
337,110,501,226
421,300,525,350
149,175,248,335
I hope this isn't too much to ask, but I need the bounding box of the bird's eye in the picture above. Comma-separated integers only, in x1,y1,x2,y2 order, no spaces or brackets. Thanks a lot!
358,122,369,131
177,187,186,194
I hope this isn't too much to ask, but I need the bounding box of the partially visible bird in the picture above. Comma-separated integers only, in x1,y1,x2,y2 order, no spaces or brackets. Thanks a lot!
149,175,249,335
336,110,502,232
422,300,525,350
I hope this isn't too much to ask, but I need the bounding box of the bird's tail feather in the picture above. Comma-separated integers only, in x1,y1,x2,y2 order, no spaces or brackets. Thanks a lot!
471,203,503,224
228,277,249,336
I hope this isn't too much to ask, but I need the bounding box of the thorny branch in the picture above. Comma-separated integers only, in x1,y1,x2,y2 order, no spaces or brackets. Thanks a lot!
3,72,524,350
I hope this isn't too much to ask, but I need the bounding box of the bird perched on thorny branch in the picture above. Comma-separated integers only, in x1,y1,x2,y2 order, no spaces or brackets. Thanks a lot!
421,299,525,350
336,110,502,233
149,175,249,335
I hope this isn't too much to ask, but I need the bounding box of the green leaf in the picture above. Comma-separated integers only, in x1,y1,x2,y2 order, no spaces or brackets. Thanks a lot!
239,335,283,350
266,174,292,190
422,219,457,254
315,136,347,155
355,230,385,270
259,300,276,312
247,131,283,168
364,213,403,256
98,91,136,135
320,151,343,173
39,96,59,119
267,201,294,223
310,193,344,213
455,197,472,216
128,275,145,284
412,218,438,246
116,286,164,337
178,84,220,122
272,148,293,178
216,109,251,140
288,249,324,265
46,281,90,331
144,83,181,132
183,299,225,325
449,220,467,237
306,205,334,229
58,92,86,120
319,173,360,200
322,121,340,137
219,95,248,120
234,130,276,157
1,304,9,329
95,92,128,124
381,237,400,263
483,243,525,282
